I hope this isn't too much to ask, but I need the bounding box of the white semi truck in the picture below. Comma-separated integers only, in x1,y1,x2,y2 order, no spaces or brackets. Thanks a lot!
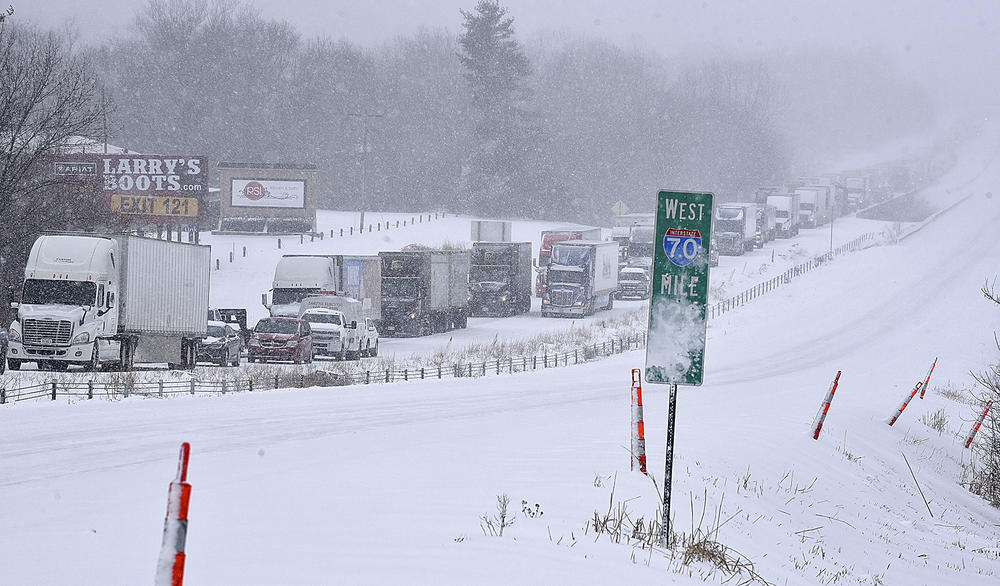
796,185,831,228
714,203,758,255
263,255,340,317
767,193,801,238
7,233,210,371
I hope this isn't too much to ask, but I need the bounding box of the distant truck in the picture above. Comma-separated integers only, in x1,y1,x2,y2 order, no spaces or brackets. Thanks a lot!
299,295,378,359
541,240,619,317
755,204,777,247
379,249,470,336
263,255,340,317
767,193,801,238
468,241,532,317
625,224,655,268
795,185,831,228
615,266,650,300
535,227,602,296
843,173,870,211
470,220,512,242
714,203,758,255
7,233,209,371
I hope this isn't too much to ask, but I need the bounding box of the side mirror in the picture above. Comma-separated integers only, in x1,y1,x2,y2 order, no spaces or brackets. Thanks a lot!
261,292,269,308
350,320,358,329
107,292,115,308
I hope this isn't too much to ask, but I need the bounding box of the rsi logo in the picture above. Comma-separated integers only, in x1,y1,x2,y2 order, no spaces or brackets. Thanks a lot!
241,181,269,201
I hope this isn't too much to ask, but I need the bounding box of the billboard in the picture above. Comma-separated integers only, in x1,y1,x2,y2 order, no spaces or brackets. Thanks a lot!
50,154,207,223
231,178,306,209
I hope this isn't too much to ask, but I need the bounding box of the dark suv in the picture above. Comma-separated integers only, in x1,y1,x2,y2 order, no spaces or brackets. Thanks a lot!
248,317,313,364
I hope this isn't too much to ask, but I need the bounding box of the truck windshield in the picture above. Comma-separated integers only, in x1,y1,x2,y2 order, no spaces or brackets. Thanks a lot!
273,288,320,305
207,325,228,338
548,269,584,285
303,313,342,325
470,266,508,283
550,246,591,266
383,279,421,298
256,320,299,334
22,279,96,306
775,210,789,218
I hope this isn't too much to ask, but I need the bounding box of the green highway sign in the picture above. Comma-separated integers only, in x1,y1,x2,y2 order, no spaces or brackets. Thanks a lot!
645,190,713,386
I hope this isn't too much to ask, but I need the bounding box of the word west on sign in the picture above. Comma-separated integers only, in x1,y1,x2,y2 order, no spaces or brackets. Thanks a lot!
645,190,713,386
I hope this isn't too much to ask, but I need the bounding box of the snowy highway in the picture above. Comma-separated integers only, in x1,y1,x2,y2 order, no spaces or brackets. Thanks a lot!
3,131,1000,584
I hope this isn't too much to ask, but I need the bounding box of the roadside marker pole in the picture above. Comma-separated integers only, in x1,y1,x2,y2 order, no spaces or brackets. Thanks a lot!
811,370,842,440
630,369,647,474
155,443,192,586
660,383,678,547
965,401,993,448
919,357,938,399
888,381,923,426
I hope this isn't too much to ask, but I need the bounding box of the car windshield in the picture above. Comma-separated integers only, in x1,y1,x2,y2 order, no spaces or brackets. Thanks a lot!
22,279,97,306
256,320,299,334
207,325,227,338
303,312,342,325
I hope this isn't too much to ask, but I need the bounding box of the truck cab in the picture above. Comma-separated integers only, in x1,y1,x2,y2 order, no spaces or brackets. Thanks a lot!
7,235,120,371
264,255,340,317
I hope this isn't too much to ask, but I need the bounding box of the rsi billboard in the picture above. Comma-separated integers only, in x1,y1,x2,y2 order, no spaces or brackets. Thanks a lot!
51,154,207,222
231,178,306,209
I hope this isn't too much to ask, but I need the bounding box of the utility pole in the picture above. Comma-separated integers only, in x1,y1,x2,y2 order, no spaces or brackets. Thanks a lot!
349,112,384,233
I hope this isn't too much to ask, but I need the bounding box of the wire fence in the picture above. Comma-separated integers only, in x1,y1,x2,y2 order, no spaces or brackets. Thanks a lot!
212,211,448,271
0,230,885,406
0,334,645,405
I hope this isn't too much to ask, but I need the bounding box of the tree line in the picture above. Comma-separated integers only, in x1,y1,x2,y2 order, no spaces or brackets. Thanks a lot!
0,0,935,292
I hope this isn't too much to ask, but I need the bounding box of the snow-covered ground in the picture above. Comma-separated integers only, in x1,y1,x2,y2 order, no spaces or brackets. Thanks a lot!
3,128,1000,584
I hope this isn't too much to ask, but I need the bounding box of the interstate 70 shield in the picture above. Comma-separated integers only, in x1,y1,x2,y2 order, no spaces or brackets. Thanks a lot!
645,191,713,386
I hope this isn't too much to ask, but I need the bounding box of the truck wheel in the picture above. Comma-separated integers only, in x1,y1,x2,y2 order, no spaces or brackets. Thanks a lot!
606,294,614,310
304,352,312,364
217,352,227,367
7,359,21,370
0,355,4,374
85,344,100,372
371,342,378,357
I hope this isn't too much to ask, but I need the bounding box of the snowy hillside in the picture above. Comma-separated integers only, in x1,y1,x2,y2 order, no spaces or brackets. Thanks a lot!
3,131,1000,584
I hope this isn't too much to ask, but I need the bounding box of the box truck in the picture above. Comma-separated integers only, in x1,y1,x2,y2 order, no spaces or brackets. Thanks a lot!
541,240,619,317
468,241,532,317
379,249,469,336
7,233,209,371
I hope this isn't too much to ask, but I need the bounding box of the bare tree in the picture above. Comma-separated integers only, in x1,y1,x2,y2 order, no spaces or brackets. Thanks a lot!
0,22,108,298
967,280,1000,507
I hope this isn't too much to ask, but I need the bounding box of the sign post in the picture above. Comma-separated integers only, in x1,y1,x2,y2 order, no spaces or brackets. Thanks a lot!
645,190,713,547
611,200,630,217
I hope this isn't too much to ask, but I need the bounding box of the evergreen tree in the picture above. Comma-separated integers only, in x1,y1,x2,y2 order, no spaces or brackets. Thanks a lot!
457,0,536,217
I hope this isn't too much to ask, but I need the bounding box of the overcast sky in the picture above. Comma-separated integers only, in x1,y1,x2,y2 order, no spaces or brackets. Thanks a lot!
24,0,1000,112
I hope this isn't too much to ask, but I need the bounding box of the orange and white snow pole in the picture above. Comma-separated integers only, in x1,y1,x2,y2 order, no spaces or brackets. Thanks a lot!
812,371,842,440
888,382,923,426
919,357,938,399
965,401,993,448
156,442,192,586
630,369,647,474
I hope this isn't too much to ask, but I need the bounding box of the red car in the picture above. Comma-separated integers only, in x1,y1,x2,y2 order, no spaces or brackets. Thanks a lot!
248,317,313,364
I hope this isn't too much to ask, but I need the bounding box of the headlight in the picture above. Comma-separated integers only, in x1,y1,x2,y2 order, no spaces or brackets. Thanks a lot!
72,332,90,345
249,339,261,346
9,328,21,342
500,295,508,302
285,340,298,348
574,301,584,306
409,312,417,319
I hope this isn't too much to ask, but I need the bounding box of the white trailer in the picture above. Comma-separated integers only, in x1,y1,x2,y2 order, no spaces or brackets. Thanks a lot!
714,203,758,255
8,233,210,371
